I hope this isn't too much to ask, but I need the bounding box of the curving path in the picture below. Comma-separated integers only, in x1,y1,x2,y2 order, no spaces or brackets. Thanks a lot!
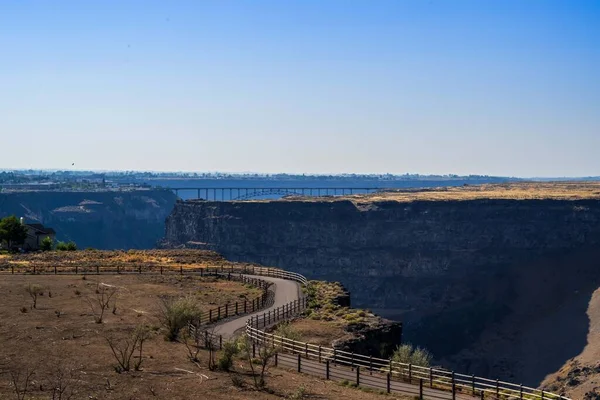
211,274,302,339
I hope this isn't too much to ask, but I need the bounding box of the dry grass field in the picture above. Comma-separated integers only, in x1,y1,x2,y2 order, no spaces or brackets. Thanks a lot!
0,251,403,399
279,181,600,203
0,249,243,274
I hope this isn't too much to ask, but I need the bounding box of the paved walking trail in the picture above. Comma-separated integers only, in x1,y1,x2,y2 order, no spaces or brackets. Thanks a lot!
211,274,302,338
209,274,477,399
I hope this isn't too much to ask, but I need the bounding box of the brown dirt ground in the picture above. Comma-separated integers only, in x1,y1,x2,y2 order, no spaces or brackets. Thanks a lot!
0,274,401,399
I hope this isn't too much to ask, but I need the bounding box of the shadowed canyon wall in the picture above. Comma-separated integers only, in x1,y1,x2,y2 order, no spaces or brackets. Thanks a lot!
0,190,176,249
164,198,600,385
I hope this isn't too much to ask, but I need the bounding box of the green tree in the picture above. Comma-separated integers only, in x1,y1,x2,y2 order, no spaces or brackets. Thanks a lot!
0,216,28,250
40,236,53,251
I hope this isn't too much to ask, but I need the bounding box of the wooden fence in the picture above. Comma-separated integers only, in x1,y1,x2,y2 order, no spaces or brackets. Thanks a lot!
1,261,570,400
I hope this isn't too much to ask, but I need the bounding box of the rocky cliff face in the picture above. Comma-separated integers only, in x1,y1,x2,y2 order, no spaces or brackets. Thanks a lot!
164,198,600,385
0,190,176,249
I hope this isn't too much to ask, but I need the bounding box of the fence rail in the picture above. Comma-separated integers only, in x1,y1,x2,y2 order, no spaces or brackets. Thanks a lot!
239,271,570,400
1,261,570,400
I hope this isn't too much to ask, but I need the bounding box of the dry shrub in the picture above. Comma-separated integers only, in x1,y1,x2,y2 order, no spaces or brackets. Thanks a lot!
158,295,201,341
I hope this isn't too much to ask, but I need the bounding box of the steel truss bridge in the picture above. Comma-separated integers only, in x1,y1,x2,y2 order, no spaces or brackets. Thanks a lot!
171,187,385,201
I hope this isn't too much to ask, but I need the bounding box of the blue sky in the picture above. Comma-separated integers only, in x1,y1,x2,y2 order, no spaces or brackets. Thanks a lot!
1,0,599,176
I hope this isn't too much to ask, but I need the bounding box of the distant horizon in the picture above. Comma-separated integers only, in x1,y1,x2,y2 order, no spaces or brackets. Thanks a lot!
2,167,600,180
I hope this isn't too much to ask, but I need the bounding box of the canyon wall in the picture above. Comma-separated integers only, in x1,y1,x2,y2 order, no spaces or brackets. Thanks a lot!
0,189,176,249
164,198,600,386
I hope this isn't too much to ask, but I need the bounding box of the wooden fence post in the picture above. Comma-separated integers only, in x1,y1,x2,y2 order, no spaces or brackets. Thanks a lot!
11,265,14,274
297,354,301,372
318,346,322,363
33,265,36,274
75,265,77,274
333,349,336,365
235,302,238,315
96,265,99,275
420,378,423,399
356,366,360,386
326,360,330,380
472,375,476,394
219,335,222,350
520,384,523,400
409,363,412,382
452,372,456,400
387,373,391,394
225,303,228,317
160,265,163,275
429,367,433,388
180,265,183,275
209,309,212,322
274,353,278,366
496,379,500,399
138,265,141,274
252,343,256,358
244,300,247,313
369,356,373,374
305,343,308,358
54,265,57,274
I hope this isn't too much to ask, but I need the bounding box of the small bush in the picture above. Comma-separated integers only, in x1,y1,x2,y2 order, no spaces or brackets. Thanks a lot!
24,283,44,309
20,306,28,313
159,296,201,341
392,343,433,367
288,385,308,399
74,289,81,296
230,373,245,388
217,340,240,371
275,322,301,342
56,241,77,251
40,236,53,251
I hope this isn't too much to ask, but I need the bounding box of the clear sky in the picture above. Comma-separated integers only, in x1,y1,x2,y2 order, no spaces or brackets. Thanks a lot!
1,1,599,177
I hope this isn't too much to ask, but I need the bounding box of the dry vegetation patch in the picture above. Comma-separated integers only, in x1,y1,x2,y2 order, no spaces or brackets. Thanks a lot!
277,182,600,204
282,281,377,346
0,249,256,274
0,274,401,399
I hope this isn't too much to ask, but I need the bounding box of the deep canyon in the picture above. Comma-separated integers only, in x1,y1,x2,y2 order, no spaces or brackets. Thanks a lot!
163,193,600,388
